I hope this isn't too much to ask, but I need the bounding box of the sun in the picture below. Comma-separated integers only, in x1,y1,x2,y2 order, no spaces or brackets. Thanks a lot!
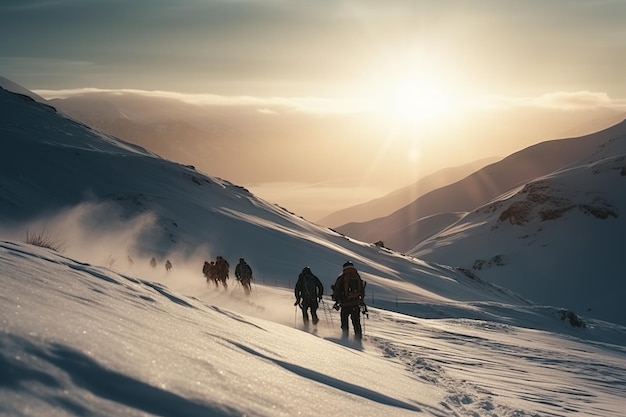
390,79,450,124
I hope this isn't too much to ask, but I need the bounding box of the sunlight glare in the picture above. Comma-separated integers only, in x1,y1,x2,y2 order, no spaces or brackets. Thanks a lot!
391,79,450,124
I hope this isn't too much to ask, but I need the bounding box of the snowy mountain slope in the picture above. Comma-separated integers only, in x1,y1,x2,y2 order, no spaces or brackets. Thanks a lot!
317,157,498,227
0,241,439,417
0,84,533,326
0,75,48,104
411,135,626,325
45,91,240,182
337,118,626,252
2,241,626,417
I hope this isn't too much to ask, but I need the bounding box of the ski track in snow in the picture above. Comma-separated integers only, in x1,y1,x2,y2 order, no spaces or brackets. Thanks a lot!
365,311,626,417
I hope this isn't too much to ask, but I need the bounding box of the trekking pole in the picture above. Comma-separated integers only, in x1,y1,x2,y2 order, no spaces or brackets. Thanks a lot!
294,305,298,328
360,306,365,336
320,299,334,329
361,304,369,336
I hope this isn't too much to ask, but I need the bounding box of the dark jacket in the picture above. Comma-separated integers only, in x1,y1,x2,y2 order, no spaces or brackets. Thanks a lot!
235,261,252,280
295,270,324,302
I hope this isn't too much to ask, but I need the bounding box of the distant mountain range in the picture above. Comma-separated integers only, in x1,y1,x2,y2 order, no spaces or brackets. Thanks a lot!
335,120,626,252
317,156,499,227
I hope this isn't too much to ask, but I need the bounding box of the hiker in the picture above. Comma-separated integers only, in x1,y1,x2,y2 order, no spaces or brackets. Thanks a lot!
150,257,157,269
294,266,324,325
165,259,172,272
332,261,366,339
215,256,230,289
202,261,218,287
235,257,253,295
202,261,210,281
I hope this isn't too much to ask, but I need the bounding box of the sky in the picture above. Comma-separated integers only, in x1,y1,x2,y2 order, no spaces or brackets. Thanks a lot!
2,0,626,98
2,0,626,219
2,78,626,416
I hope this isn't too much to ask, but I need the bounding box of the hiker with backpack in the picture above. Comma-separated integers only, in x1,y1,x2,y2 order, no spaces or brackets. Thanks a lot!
202,260,219,287
215,256,230,289
294,266,324,325
235,257,253,295
332,261,366,339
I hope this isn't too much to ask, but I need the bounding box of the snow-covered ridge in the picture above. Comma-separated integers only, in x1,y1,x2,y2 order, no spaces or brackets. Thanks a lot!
411,136,626,325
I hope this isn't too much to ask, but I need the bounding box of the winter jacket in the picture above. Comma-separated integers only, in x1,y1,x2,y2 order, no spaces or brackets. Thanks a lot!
295,271,324,302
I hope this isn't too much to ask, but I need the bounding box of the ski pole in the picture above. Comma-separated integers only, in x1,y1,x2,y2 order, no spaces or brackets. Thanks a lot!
294,305,298,328
361,304,368,335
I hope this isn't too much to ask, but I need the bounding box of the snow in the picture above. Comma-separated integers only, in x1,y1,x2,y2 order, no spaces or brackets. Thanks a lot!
3,242,626,416
1,81,626,416
410,141,626,325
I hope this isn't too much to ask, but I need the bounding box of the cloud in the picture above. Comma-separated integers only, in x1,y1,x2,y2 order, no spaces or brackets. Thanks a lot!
532,91,624,109
257,108,277,115
34,87,371,116
36,87,626,119
475,90,626,111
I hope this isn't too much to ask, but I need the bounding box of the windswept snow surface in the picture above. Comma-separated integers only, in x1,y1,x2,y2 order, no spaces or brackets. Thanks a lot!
2,241,626,417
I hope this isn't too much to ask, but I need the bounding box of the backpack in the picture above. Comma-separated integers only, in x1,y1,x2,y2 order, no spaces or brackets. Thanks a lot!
344,272,364,303
332,272,365,305
237,262,252,280
216,257,229,278
241,263,252,278
300,272,319,300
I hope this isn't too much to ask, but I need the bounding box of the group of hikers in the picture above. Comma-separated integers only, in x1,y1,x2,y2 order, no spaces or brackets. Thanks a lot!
149,256,173,272
200,257,367,339
203,256,254,294
294,261,367,340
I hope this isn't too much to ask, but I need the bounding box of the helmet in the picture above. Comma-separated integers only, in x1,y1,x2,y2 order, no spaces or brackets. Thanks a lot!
342,261,355,271
302,266,311,273
240,258,245,262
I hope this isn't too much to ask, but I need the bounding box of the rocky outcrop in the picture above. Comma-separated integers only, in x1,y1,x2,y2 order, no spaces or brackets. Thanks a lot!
498,179,619,226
